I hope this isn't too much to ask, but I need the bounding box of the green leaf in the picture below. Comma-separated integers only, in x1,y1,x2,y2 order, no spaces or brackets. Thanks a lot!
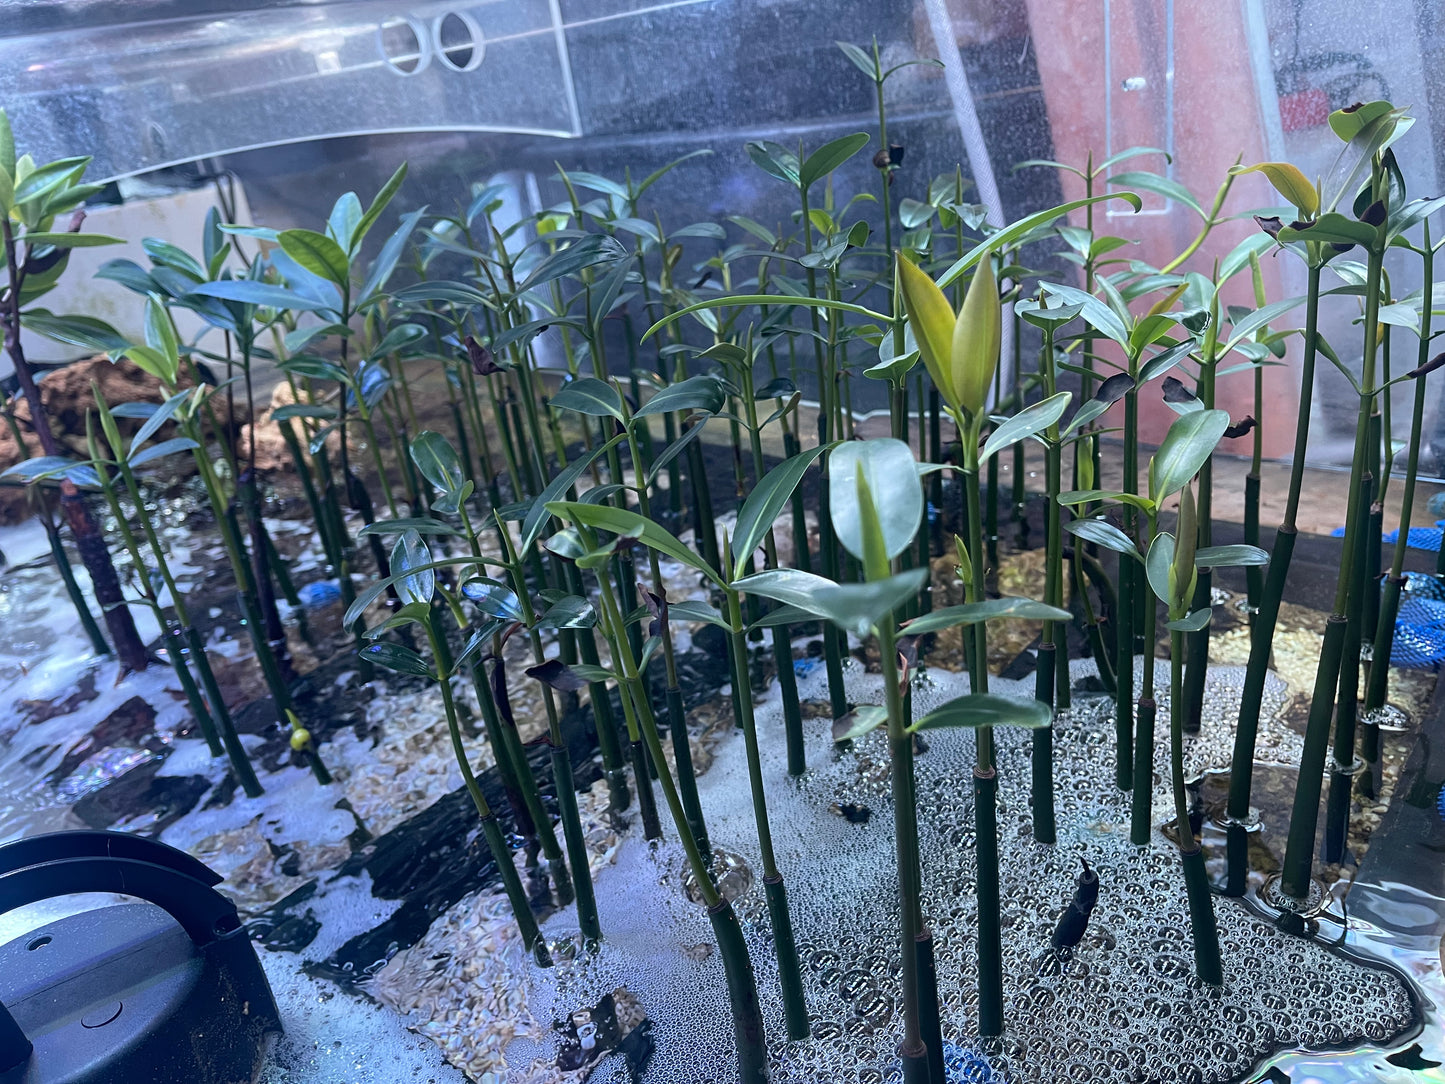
1219,233,1276,283
1063,371,1133,434
1171,484,1197,604
519,435,624,554
1228,162,1318,218
452,620,506,673
635,374,726,418
1328,100,1396,142
20,232,123,248
733,444,826,578
354,162,408,252
128,388,192,458
1041,282,1131,348
13,155,89,206
669,599,729,629
92,259,154,297
1,455,85,482
801,133,870,188
672,222,728,242
1098,146,1170,172
358,517,462,538
560,167,629,200
140,239,206,282
526,659,615,691
143,294,179,372
1166,609,1213,632
342,556,497,629
489,316,587,357
936,193,1143,288
359,641,434,679
1016,297,1083,330
20,310,128,352
836,40,878,79
461,578,523,622
391,529,435,607
547,501,724,587
1277,212,1377,248
1108,171,1206,219
516,233,626,295
1057,488,1156,513
362,602,432,640
909,693,1052,733
734,567,927,638
127,437,199,467
1149,409,1229,502
550,377,624,420
833,705,887,743
902,597,1072,636
589,260,632,337
830,439,921,563
952,254,1000,415
1145,533,1175,602
0,109,14,182
279,229,351,290
1194,544,1270,567
328,194,362,250
748,602,816,629
981,391,1071,462
899,198,935,228
745,140,801,187
636,149,712,200
1388,195,1445,244
390,280,490,307
1373,302,1419,332
897,253,958,407
1137,338,1197,385
280,355,351,384
0,160,13,215
188,280,334,313
643,294,888,342
614,217,662,245
536,594,596,629
409,430,466,498
1222,295,1306,354
1063,518,1141,561
122,345,176,384
359,207,425,305
370,322,428,361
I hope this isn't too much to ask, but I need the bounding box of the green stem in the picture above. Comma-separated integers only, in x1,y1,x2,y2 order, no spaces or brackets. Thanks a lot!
425,615,547,961
1226,261,1323,892
723,581,809,1039
1281,207,1386,903
1365,232,1434,731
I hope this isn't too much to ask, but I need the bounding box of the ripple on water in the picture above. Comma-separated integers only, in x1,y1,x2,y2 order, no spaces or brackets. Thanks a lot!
512,659,1417,1084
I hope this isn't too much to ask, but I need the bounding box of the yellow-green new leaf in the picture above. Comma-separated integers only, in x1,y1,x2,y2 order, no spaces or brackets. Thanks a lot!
896,252,958,409
951,253,1000,416
1170,483,1198,614
1229,162,1318,219
0,108,14,182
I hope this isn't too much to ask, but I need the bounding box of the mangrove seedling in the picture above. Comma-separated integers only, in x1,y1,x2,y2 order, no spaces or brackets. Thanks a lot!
542,513,770,1082
0,114,148,671
345,528,551,964
740,437,1056,1068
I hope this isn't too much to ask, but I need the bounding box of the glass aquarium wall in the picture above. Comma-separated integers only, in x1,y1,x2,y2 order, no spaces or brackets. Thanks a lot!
2,0,1444,468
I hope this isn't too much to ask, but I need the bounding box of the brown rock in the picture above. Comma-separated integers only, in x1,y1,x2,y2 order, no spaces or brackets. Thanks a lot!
239,380,360,475
1,356,248,524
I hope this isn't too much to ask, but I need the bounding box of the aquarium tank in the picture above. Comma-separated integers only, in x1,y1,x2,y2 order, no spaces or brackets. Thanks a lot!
1,1,1445,1083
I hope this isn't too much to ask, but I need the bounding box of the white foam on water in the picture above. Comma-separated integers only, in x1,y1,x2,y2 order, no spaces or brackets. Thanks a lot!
510,657,1415,1084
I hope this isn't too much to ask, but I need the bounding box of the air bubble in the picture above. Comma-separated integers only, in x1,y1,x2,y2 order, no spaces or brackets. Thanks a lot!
506,661,1415,1083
